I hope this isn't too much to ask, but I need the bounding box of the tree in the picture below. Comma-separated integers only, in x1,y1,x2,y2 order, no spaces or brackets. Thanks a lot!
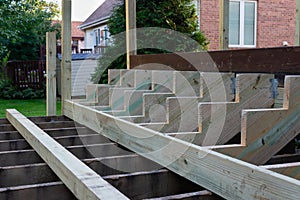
92,0,209,83
0,0,59,61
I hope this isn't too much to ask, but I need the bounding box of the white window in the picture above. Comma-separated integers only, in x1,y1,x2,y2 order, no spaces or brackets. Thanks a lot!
94,26,110,46
94,28,101,46
229,0,257,47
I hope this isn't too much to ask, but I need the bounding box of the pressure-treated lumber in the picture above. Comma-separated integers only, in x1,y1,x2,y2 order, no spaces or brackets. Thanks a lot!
0,182,76,200
125,0,137,69
61,0,72,114
46,32,57,116
64,100,300,200
92,70,174,116
0,154,161,187
6,109,129,200
141,72,234,132
0,143,133,167
262,162,300,180
86,84,111,105
108,69,121,86
120,69,135,87
0,134,112,152
144,191,217,200
196,74,274,145
214,76,300,165
103,169,202,199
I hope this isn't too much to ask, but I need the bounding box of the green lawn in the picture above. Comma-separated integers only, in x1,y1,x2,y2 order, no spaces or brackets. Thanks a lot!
0,99,61,118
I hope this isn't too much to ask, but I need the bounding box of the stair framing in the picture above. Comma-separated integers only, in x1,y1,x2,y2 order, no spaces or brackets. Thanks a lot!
1,69,300,199
64,98,300,199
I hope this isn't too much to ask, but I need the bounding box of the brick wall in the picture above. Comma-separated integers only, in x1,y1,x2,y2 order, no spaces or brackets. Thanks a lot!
257,0,296,48
200,0,297,50
200,0,221,50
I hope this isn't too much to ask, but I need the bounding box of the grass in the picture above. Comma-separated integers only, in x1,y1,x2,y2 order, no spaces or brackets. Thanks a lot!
0,99,61,118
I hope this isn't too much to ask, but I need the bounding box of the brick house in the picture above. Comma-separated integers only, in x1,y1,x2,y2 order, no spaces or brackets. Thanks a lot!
200,0,298,50
80,0,299,51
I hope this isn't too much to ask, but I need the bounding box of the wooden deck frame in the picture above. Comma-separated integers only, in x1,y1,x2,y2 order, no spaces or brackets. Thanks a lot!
64,100,300,200
262,162,300,180
213,76,300,165
6,109,129,200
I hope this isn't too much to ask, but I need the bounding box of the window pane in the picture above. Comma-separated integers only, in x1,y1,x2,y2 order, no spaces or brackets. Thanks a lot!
229,2,240,45
244,2,255,45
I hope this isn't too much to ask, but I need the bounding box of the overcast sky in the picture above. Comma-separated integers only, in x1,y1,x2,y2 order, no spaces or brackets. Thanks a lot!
47,0,106,21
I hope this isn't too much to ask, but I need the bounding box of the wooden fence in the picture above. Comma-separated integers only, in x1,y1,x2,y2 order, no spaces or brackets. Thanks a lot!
130,46,300,73
6,60,46,90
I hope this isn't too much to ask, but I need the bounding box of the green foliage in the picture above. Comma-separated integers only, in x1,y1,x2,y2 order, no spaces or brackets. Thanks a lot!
0,51,45,99
0,51,10,80
0,80,45,99
0,0,59,61
92,0,209,83
0,98,62,118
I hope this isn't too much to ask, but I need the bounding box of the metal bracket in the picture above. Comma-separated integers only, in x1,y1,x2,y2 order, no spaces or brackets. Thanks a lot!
270,78,279,99
231,77,236,95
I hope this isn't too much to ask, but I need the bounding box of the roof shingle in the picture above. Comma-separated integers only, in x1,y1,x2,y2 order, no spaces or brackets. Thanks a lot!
80,0,120,29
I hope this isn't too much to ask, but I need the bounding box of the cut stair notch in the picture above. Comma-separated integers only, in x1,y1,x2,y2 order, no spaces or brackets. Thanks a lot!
212,76,300,166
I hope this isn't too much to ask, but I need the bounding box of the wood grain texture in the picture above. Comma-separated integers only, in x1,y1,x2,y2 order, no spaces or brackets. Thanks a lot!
64,100,300,200
262,162,300,180
144,72,233,133
130,47,300,73
108,69,121,86
215,76,300,165
6,109,129,200
197,74,274,146
61,0,72,114
46,32,57,116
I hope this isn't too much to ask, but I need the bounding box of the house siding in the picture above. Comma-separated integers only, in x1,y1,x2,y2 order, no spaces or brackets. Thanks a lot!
200,0,297,50
84,29,96,50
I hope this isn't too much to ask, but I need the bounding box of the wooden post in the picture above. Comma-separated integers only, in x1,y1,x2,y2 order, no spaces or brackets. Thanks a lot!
219,0,229,49
295,0,300,45
125,0,137,69
61,0,72,114
46,32,57,116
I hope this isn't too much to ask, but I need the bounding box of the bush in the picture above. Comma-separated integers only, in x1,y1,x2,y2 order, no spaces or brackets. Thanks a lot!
0,79,45,99
92,0,209,84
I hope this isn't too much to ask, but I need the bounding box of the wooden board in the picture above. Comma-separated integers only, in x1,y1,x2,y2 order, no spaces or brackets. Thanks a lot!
64,100,300,200
262,162,300,180
6,109,129,200
141,72,234,132
130,47,300,73
108,69,121,86
196,74,274,146
214,76,300,165
46,32,57,116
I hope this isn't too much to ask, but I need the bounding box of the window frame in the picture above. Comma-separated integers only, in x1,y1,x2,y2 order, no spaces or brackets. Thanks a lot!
228,0,257,48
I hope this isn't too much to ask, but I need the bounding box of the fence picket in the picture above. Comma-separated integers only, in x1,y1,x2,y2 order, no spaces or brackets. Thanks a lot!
6,60,46,90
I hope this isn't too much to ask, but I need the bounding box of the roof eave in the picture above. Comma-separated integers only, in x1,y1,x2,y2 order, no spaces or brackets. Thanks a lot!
79,16,110,30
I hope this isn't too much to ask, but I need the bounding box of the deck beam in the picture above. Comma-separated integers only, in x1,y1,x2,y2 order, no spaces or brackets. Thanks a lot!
6,109,129,200
64,100,300,200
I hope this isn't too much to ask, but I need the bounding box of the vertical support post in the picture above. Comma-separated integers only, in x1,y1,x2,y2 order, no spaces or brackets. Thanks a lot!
125,0,137,69
295,0,300,45
219,0,229,49
61,0,72,114
46,32,57,116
